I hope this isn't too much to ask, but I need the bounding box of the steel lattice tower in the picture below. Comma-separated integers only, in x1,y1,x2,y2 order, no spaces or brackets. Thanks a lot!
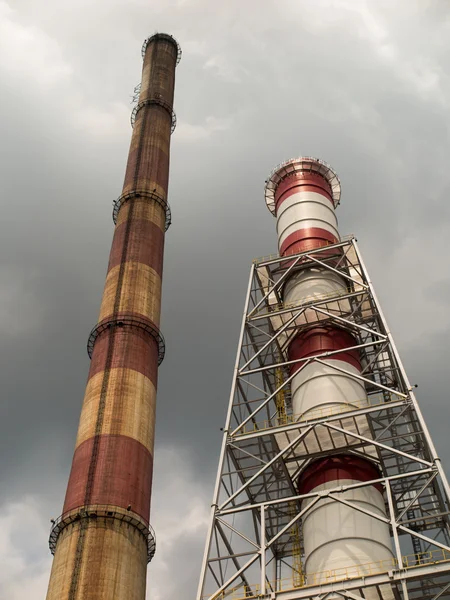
45,33,181,600
197,157,450,600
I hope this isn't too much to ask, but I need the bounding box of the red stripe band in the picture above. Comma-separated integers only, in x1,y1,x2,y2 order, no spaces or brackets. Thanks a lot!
275,172,333,214
124,143,169,193
89,323,159,384
63,434,153,523
288,326,361,373
108,219,165,275
298,455,383,495
279,228,339,258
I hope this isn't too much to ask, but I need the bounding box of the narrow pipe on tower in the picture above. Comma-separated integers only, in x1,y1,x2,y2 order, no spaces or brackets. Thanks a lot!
45,33,181,600
265,157,395,580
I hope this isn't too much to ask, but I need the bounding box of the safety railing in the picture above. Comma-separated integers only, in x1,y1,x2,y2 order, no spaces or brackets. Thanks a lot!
238,394,397,435
49,504,156,563
248,285,366,319
205,548,450,600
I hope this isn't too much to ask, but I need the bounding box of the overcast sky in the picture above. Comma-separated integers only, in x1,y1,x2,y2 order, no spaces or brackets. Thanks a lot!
1,0,450,598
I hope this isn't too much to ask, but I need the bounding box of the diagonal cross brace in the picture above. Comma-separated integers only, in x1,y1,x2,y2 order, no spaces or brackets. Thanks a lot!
219,426,314,510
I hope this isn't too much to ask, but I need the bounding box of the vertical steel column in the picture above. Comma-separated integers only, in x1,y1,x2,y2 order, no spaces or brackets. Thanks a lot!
45,33,181,600
196,265,256,600
352,239,450,503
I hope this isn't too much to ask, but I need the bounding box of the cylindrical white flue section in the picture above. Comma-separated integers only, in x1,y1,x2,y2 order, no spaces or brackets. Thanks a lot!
283,267,350,327
288,327,367,420
284,268,347,305
266,157,394,585
277,190,339,256
298,457,394,581
274,170,339,257
291,360,365,418
274,161,348,327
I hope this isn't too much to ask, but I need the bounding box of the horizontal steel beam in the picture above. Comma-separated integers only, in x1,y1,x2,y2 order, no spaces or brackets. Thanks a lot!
219,468,436,516
231,399,407,442
271,561,450,600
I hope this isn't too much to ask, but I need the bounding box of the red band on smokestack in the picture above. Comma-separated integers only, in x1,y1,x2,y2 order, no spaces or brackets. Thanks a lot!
275,172,333,214
63,434,153,523
288,327,360,374
123,139,170,193
108,220,164,275
298,456,383,495
88,326,159,384
279,228,339,257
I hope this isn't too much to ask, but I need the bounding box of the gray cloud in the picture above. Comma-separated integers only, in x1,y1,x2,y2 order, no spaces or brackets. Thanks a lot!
1,0,450,597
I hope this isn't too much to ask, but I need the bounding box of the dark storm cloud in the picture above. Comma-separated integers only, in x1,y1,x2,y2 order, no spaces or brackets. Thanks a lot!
1,0,450,598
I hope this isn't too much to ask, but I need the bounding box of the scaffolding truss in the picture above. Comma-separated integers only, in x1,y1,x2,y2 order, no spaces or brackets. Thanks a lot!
197,237,450,600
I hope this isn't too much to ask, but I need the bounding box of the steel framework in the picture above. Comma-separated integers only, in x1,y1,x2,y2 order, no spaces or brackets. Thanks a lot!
197,236,450,600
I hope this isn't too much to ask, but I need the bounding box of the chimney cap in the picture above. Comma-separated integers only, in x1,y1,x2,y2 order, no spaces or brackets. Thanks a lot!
141,33,182,65
264,156,341,215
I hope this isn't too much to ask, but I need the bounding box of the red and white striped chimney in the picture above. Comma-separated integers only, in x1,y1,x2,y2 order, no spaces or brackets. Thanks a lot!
265,157,394,580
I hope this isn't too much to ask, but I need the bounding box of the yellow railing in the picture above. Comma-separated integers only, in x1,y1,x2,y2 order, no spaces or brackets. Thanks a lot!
275,367,287,425
239,394,396,435
288,501,304,587
206,548,450,600
252,252,280,264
